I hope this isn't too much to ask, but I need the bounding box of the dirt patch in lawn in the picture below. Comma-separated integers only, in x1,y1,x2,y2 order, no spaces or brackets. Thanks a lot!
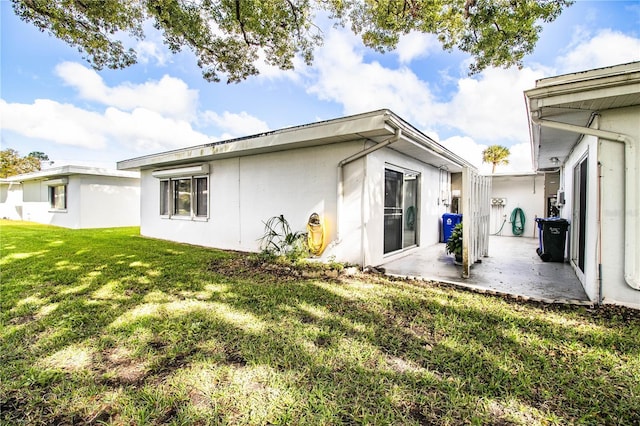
206,254,350,281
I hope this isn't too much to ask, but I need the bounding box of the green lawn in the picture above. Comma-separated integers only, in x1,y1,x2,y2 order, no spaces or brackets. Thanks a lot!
1,221,639,425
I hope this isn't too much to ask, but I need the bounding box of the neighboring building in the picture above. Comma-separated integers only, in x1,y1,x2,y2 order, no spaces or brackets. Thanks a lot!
2,166,140,229
118,109,485,267
525,61,640,308
489,172,546,238
0,179,23,220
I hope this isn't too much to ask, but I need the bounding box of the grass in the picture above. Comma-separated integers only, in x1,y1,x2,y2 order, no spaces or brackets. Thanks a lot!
1,220,639,425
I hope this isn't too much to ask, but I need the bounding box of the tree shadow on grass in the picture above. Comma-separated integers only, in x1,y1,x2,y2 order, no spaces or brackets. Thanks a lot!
2,227,639,425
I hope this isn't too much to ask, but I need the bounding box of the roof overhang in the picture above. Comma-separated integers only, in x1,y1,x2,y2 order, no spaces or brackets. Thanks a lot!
118,109,472,173
6,165,140,183
524,62,640,170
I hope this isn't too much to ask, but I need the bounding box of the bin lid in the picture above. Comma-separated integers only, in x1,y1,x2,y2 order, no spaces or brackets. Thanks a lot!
442,213,462,219
535,217,568,223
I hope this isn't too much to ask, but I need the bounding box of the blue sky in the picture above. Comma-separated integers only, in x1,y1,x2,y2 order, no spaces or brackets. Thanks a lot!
2,1,639,173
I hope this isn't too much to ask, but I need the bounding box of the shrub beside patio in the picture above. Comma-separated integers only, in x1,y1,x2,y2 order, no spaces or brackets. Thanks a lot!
1,220,639,425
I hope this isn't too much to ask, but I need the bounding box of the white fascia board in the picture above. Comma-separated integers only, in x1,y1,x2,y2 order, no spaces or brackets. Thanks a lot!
525,65,640,111
118,110,395,171
7,166,139,182
533,61,639,88
531,83,640,110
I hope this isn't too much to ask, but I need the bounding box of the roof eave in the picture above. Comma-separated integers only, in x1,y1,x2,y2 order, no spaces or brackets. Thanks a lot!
118,109,473,172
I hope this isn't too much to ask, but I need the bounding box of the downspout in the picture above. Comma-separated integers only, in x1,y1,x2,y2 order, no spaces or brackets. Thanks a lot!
597,160,603,304
336,120,402,254
531,115,639,290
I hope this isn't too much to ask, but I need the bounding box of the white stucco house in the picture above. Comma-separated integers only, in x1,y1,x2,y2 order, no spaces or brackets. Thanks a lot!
0,178,23,220
118,109,484,267
525,61,640,308
2,165,140,229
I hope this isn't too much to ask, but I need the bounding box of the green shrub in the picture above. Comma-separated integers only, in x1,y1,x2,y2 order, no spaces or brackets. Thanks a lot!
258,215,309,261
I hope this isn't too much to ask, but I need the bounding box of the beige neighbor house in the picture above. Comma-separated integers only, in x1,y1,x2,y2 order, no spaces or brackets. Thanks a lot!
2,165,140,229
525,61,640,309
118,109,490,270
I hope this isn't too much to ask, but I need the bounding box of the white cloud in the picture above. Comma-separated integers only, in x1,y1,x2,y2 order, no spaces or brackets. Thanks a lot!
103,107,210,151
396,32,440,63
557,29,640,73
136,40,170,66
254,49,305,82
440,135,533,173
0,99,108,149
1,62,280,159
54,62,198,120
440,135,488,171
306,27,543,146
0,99,209,153
306,28,439,129
440,67,544,142
202,111,270,138
506,142,535,173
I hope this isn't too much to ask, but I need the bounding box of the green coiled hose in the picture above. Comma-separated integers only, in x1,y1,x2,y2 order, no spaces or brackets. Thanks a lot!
511,207,525,236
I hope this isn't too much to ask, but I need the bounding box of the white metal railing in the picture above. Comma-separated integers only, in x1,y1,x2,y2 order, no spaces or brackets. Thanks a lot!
462,167,491,278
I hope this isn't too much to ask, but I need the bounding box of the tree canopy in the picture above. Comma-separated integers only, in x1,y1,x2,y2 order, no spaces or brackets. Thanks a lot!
12,0,572,83
482,144,510,173
0,149,51,178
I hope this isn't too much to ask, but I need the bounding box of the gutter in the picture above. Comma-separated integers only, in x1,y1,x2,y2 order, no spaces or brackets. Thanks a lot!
335,116,402,248
531,115,639,290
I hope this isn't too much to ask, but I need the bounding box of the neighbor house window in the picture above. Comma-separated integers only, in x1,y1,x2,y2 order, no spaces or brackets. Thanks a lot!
49,185,67,210
159,175,208,219
159,180,170,216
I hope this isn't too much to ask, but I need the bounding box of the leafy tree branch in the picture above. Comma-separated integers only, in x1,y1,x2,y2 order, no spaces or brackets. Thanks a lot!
11,0,572,82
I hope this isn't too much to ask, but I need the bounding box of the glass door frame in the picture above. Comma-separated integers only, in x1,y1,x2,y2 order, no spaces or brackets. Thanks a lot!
383,165,420,255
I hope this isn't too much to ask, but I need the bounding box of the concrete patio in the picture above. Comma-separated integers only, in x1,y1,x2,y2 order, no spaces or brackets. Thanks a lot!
382,236,591,304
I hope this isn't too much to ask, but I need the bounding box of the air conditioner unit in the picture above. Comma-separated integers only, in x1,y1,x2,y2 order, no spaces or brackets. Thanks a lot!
491,198,507,206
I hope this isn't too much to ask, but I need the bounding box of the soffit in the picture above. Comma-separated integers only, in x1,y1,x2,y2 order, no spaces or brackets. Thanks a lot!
526,62,640,170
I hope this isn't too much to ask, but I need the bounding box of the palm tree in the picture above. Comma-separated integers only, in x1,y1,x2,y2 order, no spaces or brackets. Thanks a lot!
482,145,510,173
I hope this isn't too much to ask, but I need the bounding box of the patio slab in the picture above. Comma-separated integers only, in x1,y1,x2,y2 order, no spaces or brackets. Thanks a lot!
382,236,591,304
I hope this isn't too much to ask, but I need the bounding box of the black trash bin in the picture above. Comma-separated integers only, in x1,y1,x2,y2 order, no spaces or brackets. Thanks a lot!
535,217,569,262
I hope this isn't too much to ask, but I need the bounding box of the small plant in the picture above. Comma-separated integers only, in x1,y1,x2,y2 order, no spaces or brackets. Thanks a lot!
446,222,463,262
258,214,308,260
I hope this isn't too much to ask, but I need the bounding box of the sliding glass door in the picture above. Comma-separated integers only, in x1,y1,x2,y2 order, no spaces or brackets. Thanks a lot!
384,168,419,254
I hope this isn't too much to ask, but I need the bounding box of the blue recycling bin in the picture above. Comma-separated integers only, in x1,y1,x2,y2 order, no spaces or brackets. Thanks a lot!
535,217,569,262
442,213,462,243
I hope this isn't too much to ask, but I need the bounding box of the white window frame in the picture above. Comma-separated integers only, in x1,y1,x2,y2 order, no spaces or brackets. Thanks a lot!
159,175,209,221
47,182,68,212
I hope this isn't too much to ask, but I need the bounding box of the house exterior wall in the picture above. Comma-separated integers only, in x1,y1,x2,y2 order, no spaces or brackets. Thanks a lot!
19,175,140,229
78,175,140,228
364,148,449,267
139,141,368,257
598,105,640,308
21,177,82,228
558,105,640,309
0,182,23,220
490,174,545,238
138,140,453,266
560,135,599,302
